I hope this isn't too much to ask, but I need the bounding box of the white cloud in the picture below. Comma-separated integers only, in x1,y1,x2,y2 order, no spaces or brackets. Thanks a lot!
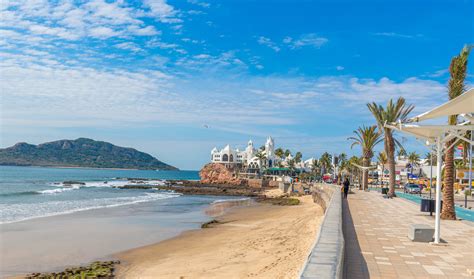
89,26,120,39
127,25,160,36
29,24,79,40
187,0,211,8
0,0,179,46
176,51,247,72
194,54,211,59
143,0,181,23
372,32,421,39
115,42,143,52
285,33,328,49
257,36,280,52
336,66,344,71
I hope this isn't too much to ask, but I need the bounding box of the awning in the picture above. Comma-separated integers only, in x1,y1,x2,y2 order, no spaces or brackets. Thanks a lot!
385,123,474,141
407,88,474,123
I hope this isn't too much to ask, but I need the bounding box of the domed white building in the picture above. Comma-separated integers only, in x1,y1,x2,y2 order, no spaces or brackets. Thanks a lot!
210,137,278,170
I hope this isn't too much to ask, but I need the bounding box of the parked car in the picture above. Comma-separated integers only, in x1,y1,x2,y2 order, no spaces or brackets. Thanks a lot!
404,183,421,194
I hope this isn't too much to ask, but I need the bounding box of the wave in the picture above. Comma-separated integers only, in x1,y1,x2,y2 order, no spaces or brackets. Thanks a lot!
0,191,182,224
51,179,167,188
0,191,40,197
37,185,81,195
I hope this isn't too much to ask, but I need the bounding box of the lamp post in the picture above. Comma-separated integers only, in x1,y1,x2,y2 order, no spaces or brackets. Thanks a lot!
467,131,473,208
434,136,443,244
430,150,433,200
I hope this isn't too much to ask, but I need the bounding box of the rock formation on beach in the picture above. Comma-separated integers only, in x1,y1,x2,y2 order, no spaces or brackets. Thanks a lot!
199,163,245,185
0,138,177,170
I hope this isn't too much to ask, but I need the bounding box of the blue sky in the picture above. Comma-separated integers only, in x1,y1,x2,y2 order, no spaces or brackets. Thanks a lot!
1,0,473,170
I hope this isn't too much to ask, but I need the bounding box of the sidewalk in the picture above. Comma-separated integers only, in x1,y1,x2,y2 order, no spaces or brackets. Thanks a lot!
343,190,474,279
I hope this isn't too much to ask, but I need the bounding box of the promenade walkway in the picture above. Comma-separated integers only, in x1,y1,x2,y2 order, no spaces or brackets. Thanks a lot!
343,190,474,279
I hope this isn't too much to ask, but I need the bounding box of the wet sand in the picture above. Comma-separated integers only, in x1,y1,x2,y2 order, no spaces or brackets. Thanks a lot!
116,195,323,279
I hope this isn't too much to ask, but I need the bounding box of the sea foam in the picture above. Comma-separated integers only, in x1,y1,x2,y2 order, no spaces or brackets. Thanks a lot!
0,191,181,224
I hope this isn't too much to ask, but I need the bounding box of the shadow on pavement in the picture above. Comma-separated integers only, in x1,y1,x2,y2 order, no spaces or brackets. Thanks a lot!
342,196,369,279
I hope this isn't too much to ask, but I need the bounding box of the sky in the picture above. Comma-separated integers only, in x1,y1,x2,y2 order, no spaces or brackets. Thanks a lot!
1,0,473,170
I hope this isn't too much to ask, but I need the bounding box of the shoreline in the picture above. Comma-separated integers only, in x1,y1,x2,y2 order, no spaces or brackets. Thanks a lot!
115,195,323,279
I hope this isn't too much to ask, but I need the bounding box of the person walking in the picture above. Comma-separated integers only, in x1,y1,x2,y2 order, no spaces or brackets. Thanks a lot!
343,178,350,199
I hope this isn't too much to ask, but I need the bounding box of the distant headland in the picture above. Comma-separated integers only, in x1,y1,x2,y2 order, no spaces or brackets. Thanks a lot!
0,138,177,170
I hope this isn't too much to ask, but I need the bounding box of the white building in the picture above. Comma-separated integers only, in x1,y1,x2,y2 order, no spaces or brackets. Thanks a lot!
211,137,280,170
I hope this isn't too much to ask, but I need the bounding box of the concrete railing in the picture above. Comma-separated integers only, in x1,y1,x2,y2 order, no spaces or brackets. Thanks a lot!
300,183,344,279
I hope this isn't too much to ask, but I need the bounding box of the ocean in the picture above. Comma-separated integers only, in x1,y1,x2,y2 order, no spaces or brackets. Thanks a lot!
0,165,248,276
0,165,201,224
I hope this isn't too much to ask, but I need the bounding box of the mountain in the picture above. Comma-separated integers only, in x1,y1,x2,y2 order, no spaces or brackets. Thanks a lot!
0,138,177,170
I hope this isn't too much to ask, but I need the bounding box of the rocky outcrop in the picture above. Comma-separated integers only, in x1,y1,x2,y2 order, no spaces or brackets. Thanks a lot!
199,163,245,186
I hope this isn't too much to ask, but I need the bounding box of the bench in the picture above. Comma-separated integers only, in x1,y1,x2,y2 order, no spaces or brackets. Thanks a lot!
408,224,434,242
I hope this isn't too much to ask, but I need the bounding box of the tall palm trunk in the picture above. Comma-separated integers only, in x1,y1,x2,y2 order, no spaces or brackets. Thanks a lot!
441,45,472,219
362,157,369,190
386,132,397,197
441,134,456,219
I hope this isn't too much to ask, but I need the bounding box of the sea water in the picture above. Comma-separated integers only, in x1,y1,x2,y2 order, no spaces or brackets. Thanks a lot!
0,166,203,224
0,166,247,276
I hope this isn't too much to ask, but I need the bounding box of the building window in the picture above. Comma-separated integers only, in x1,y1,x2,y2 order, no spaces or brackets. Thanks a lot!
230,154,234,162
222,154,229,161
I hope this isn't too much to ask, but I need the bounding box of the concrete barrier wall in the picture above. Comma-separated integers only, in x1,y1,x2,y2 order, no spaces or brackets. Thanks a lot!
300,183,344,279
311,183,335,212
247,178,270,188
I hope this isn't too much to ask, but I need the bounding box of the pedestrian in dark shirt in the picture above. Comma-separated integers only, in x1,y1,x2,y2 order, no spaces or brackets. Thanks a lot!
343,178,350,199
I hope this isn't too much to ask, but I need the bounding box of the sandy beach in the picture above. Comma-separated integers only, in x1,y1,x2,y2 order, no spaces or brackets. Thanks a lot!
116,195,324,279
0,195,234,278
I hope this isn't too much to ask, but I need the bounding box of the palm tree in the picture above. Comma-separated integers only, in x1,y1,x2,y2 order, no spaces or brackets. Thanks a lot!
311,159,320,174
368,98,414,197
397,148,407,159
348,156,362,186
287,159,296,174
255,151,266,171
348,125,383,190
337,153,348,183
275,148,284,159
284,149,291,157
377,152,388,187
338,153,347,165
407,152,420,174
442,45,472,220
319,152,332,175
294,151,303,163
454,159,466,169
424,152,437,166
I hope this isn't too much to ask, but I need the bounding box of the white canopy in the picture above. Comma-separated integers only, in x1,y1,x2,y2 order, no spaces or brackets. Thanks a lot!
385,123,474,141
407,88,474,123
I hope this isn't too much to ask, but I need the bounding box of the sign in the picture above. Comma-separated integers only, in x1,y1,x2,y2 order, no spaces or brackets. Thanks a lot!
456,169,473,180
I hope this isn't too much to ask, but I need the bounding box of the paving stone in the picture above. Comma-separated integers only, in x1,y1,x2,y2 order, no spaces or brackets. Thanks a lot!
342,190,474,279
422,265,444,275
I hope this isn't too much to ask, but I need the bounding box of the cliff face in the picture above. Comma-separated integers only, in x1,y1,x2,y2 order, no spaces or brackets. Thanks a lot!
0,138,177,170
199,163,245,185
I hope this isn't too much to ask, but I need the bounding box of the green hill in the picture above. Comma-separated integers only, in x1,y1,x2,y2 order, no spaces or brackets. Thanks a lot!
0,138,177,170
